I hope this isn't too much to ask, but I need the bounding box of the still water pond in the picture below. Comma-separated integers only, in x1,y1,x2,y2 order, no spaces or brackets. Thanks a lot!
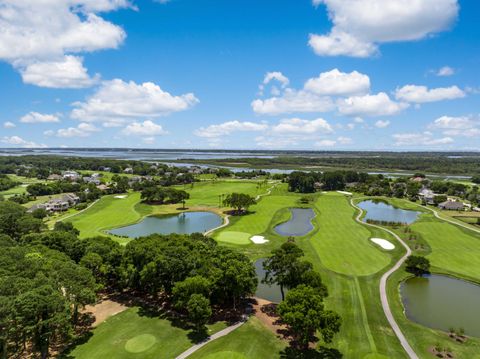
401,274,480,337
274,208,315,236
358,200,421,224
254,259,285,303
108,211,223,238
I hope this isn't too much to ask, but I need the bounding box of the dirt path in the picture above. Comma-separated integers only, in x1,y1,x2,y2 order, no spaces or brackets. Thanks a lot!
83,299,128,327
351,198,419,359
252,297,287,336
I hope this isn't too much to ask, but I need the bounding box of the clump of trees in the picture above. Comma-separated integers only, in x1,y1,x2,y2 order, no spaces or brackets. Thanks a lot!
0,174,18,191
262,242,340,349
141,186,190,206
222,193,256,214
0,200,258,357
405,255,430,276
288,171,368,193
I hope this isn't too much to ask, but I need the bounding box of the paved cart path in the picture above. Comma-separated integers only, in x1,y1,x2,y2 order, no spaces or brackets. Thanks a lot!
351,198,419,359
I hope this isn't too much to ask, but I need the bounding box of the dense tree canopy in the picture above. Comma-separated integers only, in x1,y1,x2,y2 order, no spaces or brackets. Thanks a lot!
222,193,256,214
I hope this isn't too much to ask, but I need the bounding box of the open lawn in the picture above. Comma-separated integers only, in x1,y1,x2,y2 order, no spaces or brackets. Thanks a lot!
62,307,227,359
188,317,286,359
411,214,480,281
68,192,144,242
311,193,391,276
66,180,264,243
214,187,298,247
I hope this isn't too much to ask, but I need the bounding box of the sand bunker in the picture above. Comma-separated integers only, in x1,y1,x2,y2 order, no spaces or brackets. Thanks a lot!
250,235,269,244
114,195,127,199
370,238,395,250
337,191,353,195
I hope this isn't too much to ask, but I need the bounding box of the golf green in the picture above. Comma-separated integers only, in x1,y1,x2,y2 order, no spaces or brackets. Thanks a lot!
124,334,156,353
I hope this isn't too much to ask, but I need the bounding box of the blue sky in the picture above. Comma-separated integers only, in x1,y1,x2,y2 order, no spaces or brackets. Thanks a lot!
0,0,479,150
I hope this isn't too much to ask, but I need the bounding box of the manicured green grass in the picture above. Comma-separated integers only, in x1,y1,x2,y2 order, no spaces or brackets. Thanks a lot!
62,307,227,359
188,317,286,359
310,193,391,276
68,192,146,242
214,191,298,245
411,214,480,281
181,180,262,207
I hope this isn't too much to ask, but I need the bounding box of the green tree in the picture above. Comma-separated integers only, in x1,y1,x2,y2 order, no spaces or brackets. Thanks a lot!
405,255,430,276
172,276,211,310
263,242,305,300
187,294,212,331
277,285,341,349
223,193,256,214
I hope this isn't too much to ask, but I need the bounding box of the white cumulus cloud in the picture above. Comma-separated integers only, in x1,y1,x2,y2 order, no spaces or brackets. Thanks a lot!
337,92,408,117
436,66,455,77
375,120,390,128
429,115,480,137
20,56,100,88
0,0,130,87
1,135,46,148
3,121,15,128
304,69,370,96
71,79,199,124
395,85,465,103
47,122,100,138
392,132,454,146
271,118,333,134
122,120,168,136
309,0,459,57
20,112,60,123
195,121,268,138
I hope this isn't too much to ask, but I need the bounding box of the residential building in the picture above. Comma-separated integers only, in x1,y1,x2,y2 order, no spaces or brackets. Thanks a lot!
438,201,465,211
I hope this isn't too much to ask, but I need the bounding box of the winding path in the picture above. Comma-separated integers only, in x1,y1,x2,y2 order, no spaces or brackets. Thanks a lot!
417,204,480,234
350,199,419,359
175,319,246,359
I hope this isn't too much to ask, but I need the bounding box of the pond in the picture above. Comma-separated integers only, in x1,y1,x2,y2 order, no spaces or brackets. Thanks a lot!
358,200,421,224
108,211,223,238
401,274,480,337
254,259,285,303
274,208,315,236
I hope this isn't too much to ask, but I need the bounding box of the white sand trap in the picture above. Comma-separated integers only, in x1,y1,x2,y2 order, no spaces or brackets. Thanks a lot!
250,235,269,244
114,195,127,199
370,238,395,250
337,190,353,195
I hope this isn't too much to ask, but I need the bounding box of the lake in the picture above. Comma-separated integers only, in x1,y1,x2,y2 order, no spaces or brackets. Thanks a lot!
254,259,285,303
108,211,223,238
401,274,480,337
274,208,316,236
358,200,421,224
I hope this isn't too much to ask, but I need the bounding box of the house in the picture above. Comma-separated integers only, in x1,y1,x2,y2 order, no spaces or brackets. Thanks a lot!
62,171,81,181
62,193,80,205
418,188,438,205
83,176,101,185
47,174,62,181
46,198,70,212
27,203,48,213
438,200,465,211
96,184,110,191
123,167,133,174
473,207,480,212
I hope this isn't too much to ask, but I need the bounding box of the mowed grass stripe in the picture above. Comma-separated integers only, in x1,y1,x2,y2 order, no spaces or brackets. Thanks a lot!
63,307,227,359
311,193,390,276
188,317,286,359
412,215,480,280
69,192,144,239
214,194,298,244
